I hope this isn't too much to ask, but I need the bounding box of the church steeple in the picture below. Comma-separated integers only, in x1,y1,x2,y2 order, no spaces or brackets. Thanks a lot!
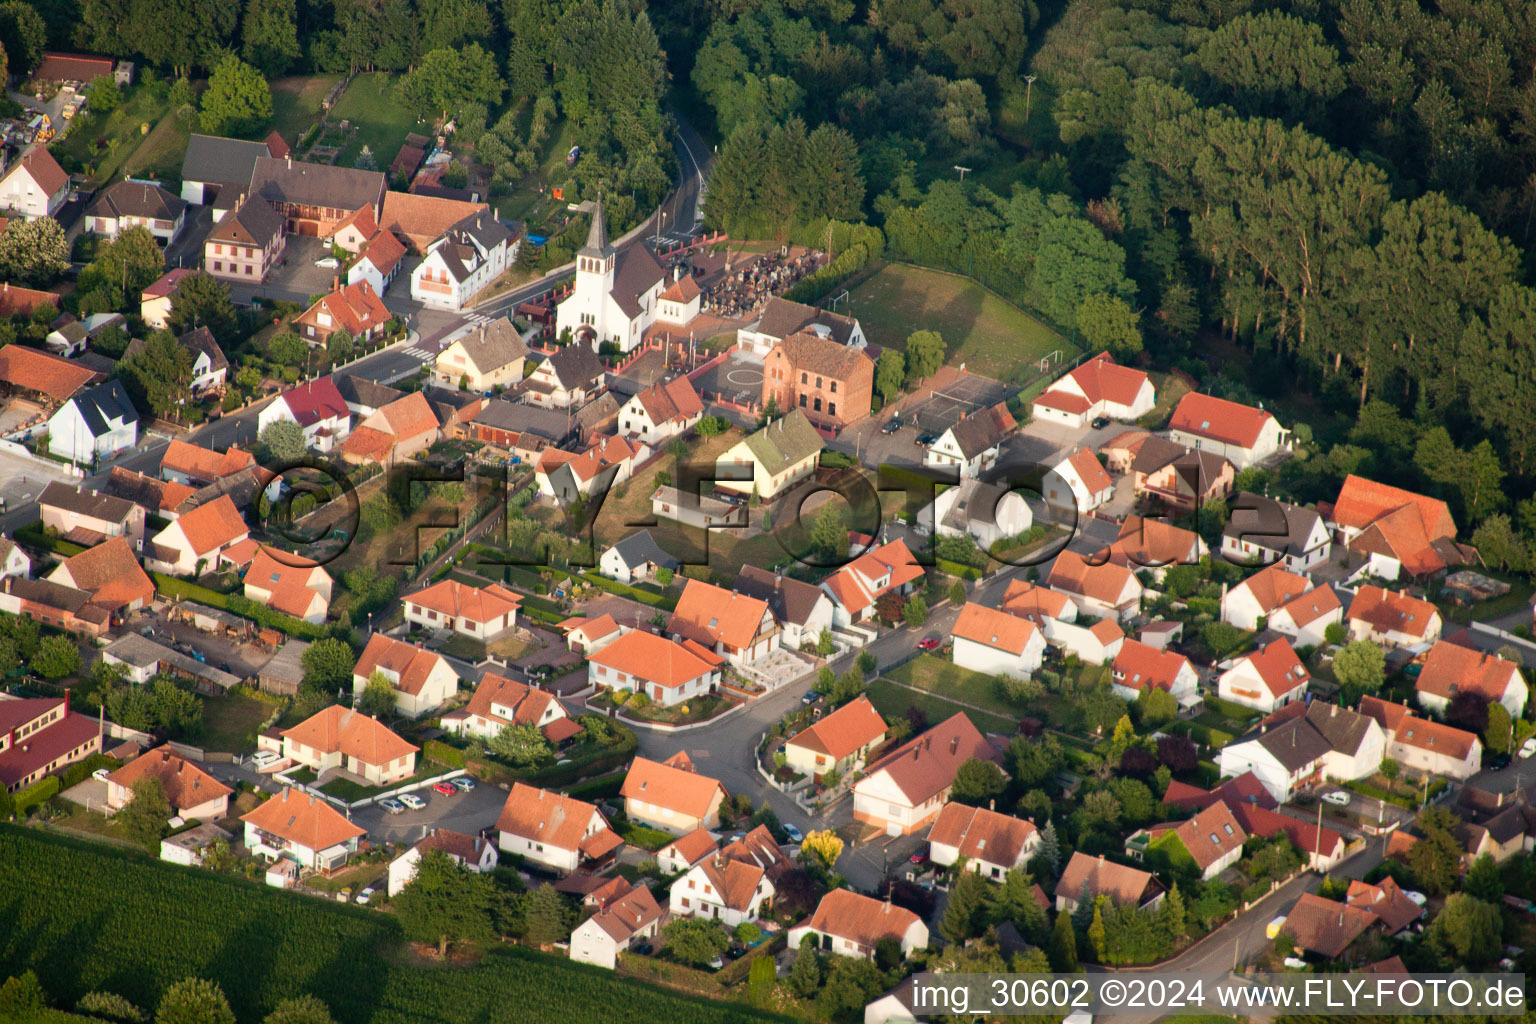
579,199,611,259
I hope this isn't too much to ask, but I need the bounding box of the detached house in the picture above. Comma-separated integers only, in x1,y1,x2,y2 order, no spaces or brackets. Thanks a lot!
821,538,925,628
588,630,723,708
1217,639,1310,713
761,328,874,431
928,802,1040,880
433,317,529,391
619,376,704,445
339,391,440,466
622,752,728,834
570,879,665,969
205,195,285,283
280,705,419,785
1414,641,1527,719
241,787,366,878
38,481,145,546
950,601,1045,677
160,440,256,488
46,379,138,463
1131,801,1247,881
737,296,865,356
1168,392,1287,469
1360,696,1482,781
1282,892,1379,959
1346,586,1442,650
410,211,516,311
852,712,999,836
1221,564,1342,645
403,578,522,638
601,530,679,585
1329,475,1468,581
441,672,580,746
0,148,69,219
522,344,607,410
1045,551,1143,621
240,548,332,624
84,180,187,243
495,782,623,873
924,403,1017,478
1130,437,1233,513
140,267,195,329
351,634,459,718
668,579,779,666
1222,492,1331,572
348,228,407,297
789,889,928,960
1055,852,1164,913
1094,516,1205,576
1031,352,1155,428
670,834,780,927
387,828,499,897
1217,701,1385,803
734,565,835,650
1110,640,1198,703
716,410,823,499
296,281,392,345
658,829,720,875
783,694,887,782
922,477,1032,549
146,494,249,576
106,747,231,820
534,434,646,503
258,377,351,450
1042,448,1114,513
46,536,154,620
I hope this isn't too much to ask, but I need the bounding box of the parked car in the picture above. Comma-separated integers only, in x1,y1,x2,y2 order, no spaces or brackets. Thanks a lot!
379,798,406,814
1091,415,1111,429
782,824,803,843
1492,753,1513,771
314,257,340,269
801,691,821,705
881,419,902,434
356,887,376,905
432,781,457,796
398,793,427,810
916,636,940,651
1520,738,1536,759
915,432,938,446
451,777,476,792
92,768,111,782
1404,890,1428,907
631,942,653,956
250,751,279,769
1322,790,1350,806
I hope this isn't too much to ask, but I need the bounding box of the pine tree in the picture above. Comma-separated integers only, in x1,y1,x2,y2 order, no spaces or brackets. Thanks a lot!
940,867,990,943
789,934,823,997
1071,883,1094,930
1087,902,1108,961
1037,821,1061,873
1159,882,1187,941
1048,911,1079,972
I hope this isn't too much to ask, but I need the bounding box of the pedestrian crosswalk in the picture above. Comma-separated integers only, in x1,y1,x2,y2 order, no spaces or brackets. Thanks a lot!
400,346,434,361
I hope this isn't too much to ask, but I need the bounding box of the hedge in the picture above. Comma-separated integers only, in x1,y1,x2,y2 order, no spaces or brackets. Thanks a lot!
423,740,465,769
151,574,231,608
59,754,121,791
936,558,981,580
13,777,59,815
16,522,85,558
225,595,329,640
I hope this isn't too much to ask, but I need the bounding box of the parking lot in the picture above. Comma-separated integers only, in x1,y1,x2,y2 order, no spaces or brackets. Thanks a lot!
349,778,509,844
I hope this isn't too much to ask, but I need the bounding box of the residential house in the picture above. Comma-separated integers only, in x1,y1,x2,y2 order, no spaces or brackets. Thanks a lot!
761,328,875,431
38,481,145,547
180,134,281,205
655,268,704,326
433,318,529,391
1216,640,1310,713
928,802,1040,880
140,268,195,329
0,538,29,581
657,829,719,875
1134,801,1247,881
669,841,777,927
46,536,154,620
339,391,441,466
105,747,231,820
241,547,332,624
0,148,69,219
921,477,1032,549
410,211,516,311
1165,775,1349,871
716,409,824,499
0,694,103,793
296,281,392,345
0,577,111,637
495,782,623,872
1221,565,1312,632
651,485,748,531
121,325,230,395
387,828,498,897
84,180,186,242
789,889,928,959
257,377,352,450
737,296,865,357
588,630,722,707
668,579,779,666
379,191,488,251
1282,892,1377,959
1414,640,1527,718
561,614,625,656
555,202,673,351
46,379,138,463
466,399,573,456
1345,877,1425,935
1042,448,1114,513
281,705,418,784
440,672,580,745
241,787,366,876
1359,696,1482,781
250,156,386,236
734,565,835,650
821,538,925,628
0,343,94,402
924,404,1017,478
327,203,383,253
347,228,407,297
950,601,1046,677
852,713,999,836
783,694,887,782
1130,437,1234,513
522,344,607,410
1094,516,1206,577
1452,788,1536,864
1328,475,1469,581
160,823,235,868
159,440,257,487
1030,352,1155,428
1346,586,1442,650
534,435,646,503
622,752,728,834
204,194,286,283
1111,640,1198,703
403,578,522,639
619,376,705,445
1222,492,1331,572
1217,702,1385,803
351,634,459,718
145,495,248,576
1269,586,1345,648
570,879,665,969
1000,581,1121,663
1044,551,1143,621
1167,392,1287,469
600,531,679,585
1054,852,1164,913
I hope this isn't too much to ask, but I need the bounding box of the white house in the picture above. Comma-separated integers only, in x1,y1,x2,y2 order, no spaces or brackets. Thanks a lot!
618,376,704,445
921,477,1032,549
555,202,673,352
241,787,366,877
280,705,419,786
928,802,1040,881
1031,352,1156,427
657,828,719,875
47,380,138,464
1217,639,1310,713
821,538,926,628
0,148,69,219
257,377,352,451
734,565,836,650
1414,640,1528,719
352,633,460,718
1217,702,1384,803
950,602,1046,677
570,880,665,969
736,295,865,357
1269,586,1344,647
83,180,187,243
402,578,522,639
242,547,332,624
440,672,580,745
587,630,722,708
1168,392,1287,469
669,849,776,927
789,889,929,959
0,538,31,581
386,828,498,896
495,783,622,873
1220,565,1312,631
782,694,888,781
410,211,516,312
1221,493,1331,572
667,578,780,667
145,495,249,576
1042,448,1114,514
1359,696,1483,783
852,713,997,836
347,228,407,297
1346,586,1443,650
105,747,232,820
179,327,230,393
622,752,728,834
1110,640,1198,703
1138,801,1247,882
600,530,679,585
715,409,823,499
1044,551,1143,621
535,435,646,503
923,404,1016,478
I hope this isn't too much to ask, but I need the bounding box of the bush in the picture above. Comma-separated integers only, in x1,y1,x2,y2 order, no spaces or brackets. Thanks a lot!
14,776,60,815
423,740,466,768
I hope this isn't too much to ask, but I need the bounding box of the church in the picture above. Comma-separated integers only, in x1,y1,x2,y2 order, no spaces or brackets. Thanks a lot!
555,202,700,353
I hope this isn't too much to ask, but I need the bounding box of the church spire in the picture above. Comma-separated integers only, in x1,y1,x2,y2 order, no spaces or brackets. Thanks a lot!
579,199,610,258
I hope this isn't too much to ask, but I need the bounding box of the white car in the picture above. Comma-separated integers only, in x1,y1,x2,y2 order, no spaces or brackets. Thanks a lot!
1520,738,1536,759
1322,790,1350,807
1404,890,1428,907
356,887,376,905
314,257,340,269
250,751,279,769
398,792,427,810
92,768,111,782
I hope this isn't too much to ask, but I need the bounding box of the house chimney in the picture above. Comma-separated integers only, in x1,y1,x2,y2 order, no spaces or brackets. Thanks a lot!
950,737,958,755
286,155,292,169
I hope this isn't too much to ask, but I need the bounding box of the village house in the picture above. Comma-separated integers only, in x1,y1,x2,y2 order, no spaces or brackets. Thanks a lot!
1054,852,1164,913
352,633,459,718
1452,788,1536,864
120,325,230,395
296,281,392,346
1030,352,1156,428
1221,565,1342,645
790,889,929,960
761,328,875,431
555,203,673,351
1222,492,1331,572
84,180,187,243
1216,639,1311,713
1413,640,1528,718
0,538,29,581
160,823,235,869
669,840,778,927
924,404,1017,478
651,485,748,531
928,802,1040,880
921,477,1032,549
1093,517,1206,577
145,495,249,577
715,409,823,499
734,565,835,650
105,748,231,820
1042,448,1114,514
46,536,154,621
783,694,888,782
521,344,608,410
46,379,138,464
600,531,679,586
433,318,529,391
852,713,999,836
140,268,195,329
1111,640,1198,703
348,227,408,297
0,578,110,638
1164,775,1349,871
822,538,925,628
279,705,419,784
622,752,728,834
205,194,286,283
1328,475,1469,581
657,829,719,875
0,694,102,793
340,391,441,467
1345,877,1425,936
618,376,705,445
249,156,386,236
403,578,522,639
240,548,332,624
561,614,626,656
159,440,257,487
496,782,624,873
0,148,69,219
441,672,580,746
38,482,145,547
0,343,94,404
570,878,665,969
102,468,196,520
950,601,1046,677
1282,892,1378,959
241,787,366,879
379,191,488,251
180,133,282,205
1218,702,1385,803
587,629,723,708
1044,550,1143,621
387,828,499,897
257,377,352,451
410,211,516,311
1129,436,1234,513
1359,696,1482,781
534,435,647,503
737,296,865,356
668,579,779,667
1167,392,1287,469
1346,585,1443,650
1147,801,1248,881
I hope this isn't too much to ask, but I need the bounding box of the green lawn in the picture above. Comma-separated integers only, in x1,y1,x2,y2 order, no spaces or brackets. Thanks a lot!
864,677,1017,736
328,73,423,169
886,655,1028,718
844,263,1073,382
198,692,273,753
49,84,172,184
265,74,342,149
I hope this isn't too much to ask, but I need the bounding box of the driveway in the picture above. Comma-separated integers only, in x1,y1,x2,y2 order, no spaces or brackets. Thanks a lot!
349,781,509,845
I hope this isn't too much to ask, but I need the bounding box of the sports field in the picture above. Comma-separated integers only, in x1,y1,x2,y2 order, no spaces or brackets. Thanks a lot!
844,263,1073,381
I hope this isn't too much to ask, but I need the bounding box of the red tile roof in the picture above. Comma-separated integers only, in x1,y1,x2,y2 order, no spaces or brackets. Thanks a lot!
0,343,95,399
54,536,154,613
381,191,489,250
1347,585,1438,639
1171,801,1247,871
496,781,613,852
33,52,114,82
823,539,924,615
786,694,887,762
1097,516,1201,569
661,827,718,867
277,377,349,427
281,704,418,765
951,601,1039,656
159,440,255,483
1055,852,1160,906
1064,447,1112,494
406,578,521,625
354,634,451,697
1049,352,1150,407
998,580,1072,622
1282,892,1376,957
1332,475,1455,540
622,756,727,819
1275,585,1342,628
241,786,365,851
303,281,391,337
0,698,100,787
375,391,438,443
1231,640,1309,699
929,802,1038,865
10,146,69,196
860,713,996,807
0,283,62,318
107,747,231,812
800,889,922,947
588,630,719,689
1046,551,1138,608
1230,801,1342,861
1232,565,1311,614
668,579,771,651
358,228,407,275
1415,639,1519,704
1170,392,1276,449
244,547,330,619
457,672,568,735
169,495,248,558
1112,640,1192,694
633,376,703,426
339,425,395,463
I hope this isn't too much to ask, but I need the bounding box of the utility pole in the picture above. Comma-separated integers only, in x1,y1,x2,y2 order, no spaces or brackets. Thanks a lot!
1023,75,1038,122
953,165,971,183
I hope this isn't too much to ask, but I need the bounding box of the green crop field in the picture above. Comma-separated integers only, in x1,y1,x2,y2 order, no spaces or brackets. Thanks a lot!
0,827,793,1024
844,263,1072,382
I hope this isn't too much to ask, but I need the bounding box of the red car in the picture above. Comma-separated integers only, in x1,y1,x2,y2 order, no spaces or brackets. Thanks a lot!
916,637,940,651
432,781,458,796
